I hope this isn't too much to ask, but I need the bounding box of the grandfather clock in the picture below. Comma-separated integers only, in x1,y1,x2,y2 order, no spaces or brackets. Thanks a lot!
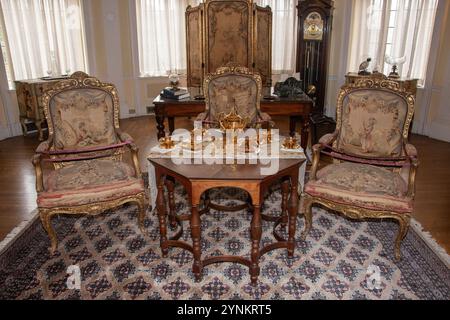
296,0,336,144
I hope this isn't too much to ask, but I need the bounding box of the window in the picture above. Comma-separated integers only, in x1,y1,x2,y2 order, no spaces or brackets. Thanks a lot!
135,0,201,77
135,0,297,77
348,0,438,86
0,0,88,89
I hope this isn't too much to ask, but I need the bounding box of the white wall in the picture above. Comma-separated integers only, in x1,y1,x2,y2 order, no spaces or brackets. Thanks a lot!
420,0,450,142
324,0,352,118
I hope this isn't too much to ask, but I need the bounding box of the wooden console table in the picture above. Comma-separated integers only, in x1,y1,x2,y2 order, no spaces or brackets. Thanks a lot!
153,94,313,150
345,72,418,96
15,77,69,141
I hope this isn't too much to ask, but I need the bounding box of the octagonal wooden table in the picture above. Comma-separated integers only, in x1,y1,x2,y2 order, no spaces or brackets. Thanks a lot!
149,158,305,285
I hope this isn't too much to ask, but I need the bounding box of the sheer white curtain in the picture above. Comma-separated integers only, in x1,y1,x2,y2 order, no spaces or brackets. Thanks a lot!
347,0,438,85
257,0,297,74
0,0,88,87
136,0,201,77
135,0,298,77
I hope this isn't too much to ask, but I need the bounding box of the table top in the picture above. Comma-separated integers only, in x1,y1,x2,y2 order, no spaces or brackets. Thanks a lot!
15,76,70,84
153,91,313,105
149,158,305,181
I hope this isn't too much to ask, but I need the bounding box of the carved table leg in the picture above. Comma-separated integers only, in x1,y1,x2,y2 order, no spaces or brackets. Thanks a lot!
165,177,177,229
191,205,203,281
156,115,166,140
300,116,310,151
288,176,299,257
280,180,290,228
203,190,211,214
301,194,313,240
168,117,175,135
20,117,28,136
250,205,262,285
289,116,298,137
156,175,169,257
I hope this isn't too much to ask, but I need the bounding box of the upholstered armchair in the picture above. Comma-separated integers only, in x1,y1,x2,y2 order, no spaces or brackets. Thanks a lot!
302,78,418,260
33,72,147,253
196,65,272,128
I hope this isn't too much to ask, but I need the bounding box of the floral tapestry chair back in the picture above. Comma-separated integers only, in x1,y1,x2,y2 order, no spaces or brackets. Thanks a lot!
43,72,120,160
334,80,414,158
202,66,265,126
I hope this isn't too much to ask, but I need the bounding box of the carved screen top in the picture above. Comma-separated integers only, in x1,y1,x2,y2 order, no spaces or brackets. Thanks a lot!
206,1,251,74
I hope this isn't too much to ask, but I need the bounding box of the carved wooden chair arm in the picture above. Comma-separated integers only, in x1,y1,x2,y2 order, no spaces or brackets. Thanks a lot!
194,113,219,129
117,130,138,150
404,142,418,160
32,153,44,193
318,132,338,146
38,141,133,157
309,131,339,181
258,112,271,122
256,112,274,129
195,112,208,123
32,137,54,193
318,132,408,167
36,138,53,154
403,141,419,198
116,129,141,178
310,143,325,181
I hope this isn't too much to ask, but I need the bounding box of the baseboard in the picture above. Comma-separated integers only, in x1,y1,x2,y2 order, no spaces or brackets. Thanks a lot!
0,122,22,140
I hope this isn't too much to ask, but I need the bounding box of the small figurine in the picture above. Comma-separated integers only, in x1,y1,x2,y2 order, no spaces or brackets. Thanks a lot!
385,55,405,79
388,65,400,79
358,58,372,75
168,71,180,91
282,137,300,150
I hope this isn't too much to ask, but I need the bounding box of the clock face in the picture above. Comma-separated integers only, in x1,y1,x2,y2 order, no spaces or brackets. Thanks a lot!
304,12,324,41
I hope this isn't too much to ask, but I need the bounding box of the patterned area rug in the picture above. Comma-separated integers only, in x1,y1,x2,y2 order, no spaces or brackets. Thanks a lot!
0,185,449,300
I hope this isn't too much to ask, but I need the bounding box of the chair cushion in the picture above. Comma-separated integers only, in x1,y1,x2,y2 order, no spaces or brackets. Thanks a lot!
305,162,412,213
37,159,144,208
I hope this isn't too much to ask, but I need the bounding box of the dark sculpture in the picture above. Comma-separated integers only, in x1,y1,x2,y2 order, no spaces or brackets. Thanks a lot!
274,77,305,98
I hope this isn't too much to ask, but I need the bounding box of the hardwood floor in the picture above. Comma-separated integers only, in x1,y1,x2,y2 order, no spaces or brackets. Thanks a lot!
0,115,449,254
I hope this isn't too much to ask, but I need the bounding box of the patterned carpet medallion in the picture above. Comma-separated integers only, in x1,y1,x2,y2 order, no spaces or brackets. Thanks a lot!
0,185,449,300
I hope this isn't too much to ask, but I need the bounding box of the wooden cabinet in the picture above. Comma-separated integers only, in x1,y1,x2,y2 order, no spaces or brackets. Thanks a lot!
15,78,64,141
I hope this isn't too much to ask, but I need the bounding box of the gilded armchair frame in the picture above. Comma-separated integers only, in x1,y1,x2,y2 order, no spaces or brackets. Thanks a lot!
302,78,418,260
198,65,272,127
33,72,146,253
